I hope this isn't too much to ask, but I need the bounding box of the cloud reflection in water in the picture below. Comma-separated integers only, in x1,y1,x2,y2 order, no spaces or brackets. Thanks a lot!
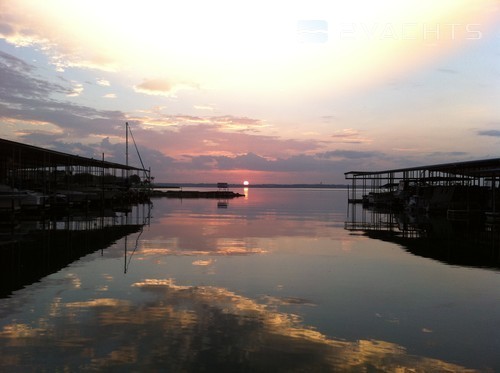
0,278,477,372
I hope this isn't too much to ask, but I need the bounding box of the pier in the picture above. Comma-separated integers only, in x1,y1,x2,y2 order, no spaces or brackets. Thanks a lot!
345,158,500,218
0,137,151,215
344,158,500,267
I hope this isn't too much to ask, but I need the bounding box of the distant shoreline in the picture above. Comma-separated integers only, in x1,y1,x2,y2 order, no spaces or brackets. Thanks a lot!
152,190,245,198
153,183,348,189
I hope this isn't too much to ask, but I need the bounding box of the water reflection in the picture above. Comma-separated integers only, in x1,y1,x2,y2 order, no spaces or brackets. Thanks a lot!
0,278,476,372
1,189,498,371
0,205,150,297
144,189,345,258
346,203,500,270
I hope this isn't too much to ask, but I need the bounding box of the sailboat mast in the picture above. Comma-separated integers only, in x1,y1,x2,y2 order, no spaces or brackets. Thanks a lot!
126,122,129,182
126,122,129,168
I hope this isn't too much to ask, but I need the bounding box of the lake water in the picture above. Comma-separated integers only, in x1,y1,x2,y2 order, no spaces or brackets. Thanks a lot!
0,187,499,371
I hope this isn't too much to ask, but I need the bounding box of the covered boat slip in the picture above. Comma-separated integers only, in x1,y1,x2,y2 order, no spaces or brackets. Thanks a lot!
345,158,500,216
0,137,149,211
344,159,500,266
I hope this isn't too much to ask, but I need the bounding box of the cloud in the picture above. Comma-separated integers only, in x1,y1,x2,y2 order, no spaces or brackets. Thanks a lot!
213,153,272,171
97,78,110,87
319,150,383,160
12,133,173,173
0,50,70,98
14,131,66,145
0,2,117,71
321,115,337,122
477,129,500,137
210,115,265,132
132,123,322,159
67,82,84,97
134,79,197,97
427,151,468,158
9,120,458,183
139,114,267,133
193,105,214,111
331,129,371,144
6,50,477,184
0,51,127,138
15,133,108,158
0,51,342,182
174,151,378,177
1,97,126,138
212,116,261,126
135,79,173,94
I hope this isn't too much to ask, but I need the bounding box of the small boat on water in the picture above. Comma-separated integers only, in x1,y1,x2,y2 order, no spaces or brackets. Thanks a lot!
0,184,22,212
19,190,50,210
0,185,51,212
56,190,88,206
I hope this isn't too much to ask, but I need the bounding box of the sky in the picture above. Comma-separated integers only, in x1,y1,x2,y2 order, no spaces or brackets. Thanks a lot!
0,0,499,184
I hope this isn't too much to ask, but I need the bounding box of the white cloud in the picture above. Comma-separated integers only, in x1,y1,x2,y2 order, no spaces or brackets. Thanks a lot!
134,78,197,97
97,78,110,87
67,82,83,97
194,105,214,111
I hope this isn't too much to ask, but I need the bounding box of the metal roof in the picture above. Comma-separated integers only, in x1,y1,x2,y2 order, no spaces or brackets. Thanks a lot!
0,137,142,171
345,158,500,179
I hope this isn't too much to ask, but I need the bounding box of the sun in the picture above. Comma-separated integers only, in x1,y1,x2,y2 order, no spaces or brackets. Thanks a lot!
243,180,249,186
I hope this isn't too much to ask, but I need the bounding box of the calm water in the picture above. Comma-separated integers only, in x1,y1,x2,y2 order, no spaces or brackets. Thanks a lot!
0,188,499,372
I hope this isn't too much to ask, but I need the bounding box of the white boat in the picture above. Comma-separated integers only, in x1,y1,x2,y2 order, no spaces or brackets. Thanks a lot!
20,190,50,210
57,190,88,205
0,184,22,212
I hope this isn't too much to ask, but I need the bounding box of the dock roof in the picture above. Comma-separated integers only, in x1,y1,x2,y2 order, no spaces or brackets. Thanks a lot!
345,158,500,179
0,137,142,171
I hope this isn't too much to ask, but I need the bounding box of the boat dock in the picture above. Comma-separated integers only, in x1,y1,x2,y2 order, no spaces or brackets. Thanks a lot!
0,137,151,216
344,159,500,265
345,158,500,219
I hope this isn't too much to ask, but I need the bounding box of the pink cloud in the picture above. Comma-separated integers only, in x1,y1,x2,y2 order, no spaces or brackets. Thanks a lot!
331,129,371,144
132,124,322,159
134,79,198,97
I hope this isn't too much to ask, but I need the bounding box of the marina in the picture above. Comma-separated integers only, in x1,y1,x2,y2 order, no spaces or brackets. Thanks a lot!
344,159,500,272
0,137,152,216
345,158,500,219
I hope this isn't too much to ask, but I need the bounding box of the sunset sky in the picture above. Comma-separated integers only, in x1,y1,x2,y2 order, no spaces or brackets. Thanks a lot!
1,1,499,183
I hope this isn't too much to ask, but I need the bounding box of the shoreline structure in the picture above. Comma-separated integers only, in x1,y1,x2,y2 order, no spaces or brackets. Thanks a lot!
345,158,500,221
2,136,499,217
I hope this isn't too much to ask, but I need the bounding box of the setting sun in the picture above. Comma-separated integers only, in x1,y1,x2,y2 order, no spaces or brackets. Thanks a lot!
243,181,249,186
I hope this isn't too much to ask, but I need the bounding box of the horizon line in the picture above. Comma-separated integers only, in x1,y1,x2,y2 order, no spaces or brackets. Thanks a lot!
153,182,349,187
